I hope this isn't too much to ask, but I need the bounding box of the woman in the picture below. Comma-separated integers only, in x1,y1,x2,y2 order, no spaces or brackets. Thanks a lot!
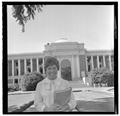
34,56,76,112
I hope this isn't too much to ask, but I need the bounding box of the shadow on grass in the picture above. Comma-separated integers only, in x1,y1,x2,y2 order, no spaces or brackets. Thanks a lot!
76,97,114,112
8,101,34,112
8,105,18,112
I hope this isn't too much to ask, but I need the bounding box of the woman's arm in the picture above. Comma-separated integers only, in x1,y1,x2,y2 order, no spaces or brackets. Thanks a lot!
34,83,46,111
60,80,76,111
68,92,77,110
66,81,77,110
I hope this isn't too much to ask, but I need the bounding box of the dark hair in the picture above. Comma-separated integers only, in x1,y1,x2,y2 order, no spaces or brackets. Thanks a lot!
44,56,59,72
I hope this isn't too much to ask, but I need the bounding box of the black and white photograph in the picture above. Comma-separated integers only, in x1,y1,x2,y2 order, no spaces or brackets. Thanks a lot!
2,1,118,114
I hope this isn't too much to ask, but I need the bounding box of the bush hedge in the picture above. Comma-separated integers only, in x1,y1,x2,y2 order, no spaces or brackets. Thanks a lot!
8,85,19,92
89,68,114,87
21,72,44,91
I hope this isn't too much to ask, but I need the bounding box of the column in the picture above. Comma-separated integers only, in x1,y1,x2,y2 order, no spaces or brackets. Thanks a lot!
12,60,14,76
43,57,45,74
58,59,61,78
86,56,88,72
37,58,39,72
91,56,94,70
24,59,27,74
103,56,106,67
31,58,33,73
71,55,75,80
18,59,21,89
18,59,20,76
109,55,112,71
76,55,80,79
97,56,99,69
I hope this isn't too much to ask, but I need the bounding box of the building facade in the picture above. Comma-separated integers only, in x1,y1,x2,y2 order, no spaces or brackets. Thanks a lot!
8,39,114,88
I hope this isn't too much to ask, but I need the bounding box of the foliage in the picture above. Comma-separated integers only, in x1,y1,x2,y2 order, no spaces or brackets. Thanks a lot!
21,71,44,91
61,67,72,81
101,71,114,86
89,67,114,87
8,85,19,92
12,5,44,32
8,87,15,92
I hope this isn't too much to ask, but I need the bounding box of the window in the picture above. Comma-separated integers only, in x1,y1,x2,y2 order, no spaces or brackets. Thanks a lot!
38,58,43,65
26,59,31,73
88,65,91,72
8,60,12,76
105,56,109,70
14,68,18,76
20,59,24,75
14,79,18,84
93,56,97,69
15,61,18,66
38,58,44,73
99,56,104,68
8,79,13,84
27,67,31,73
87,56,92,72
39,66,43,74
111,55,114,71
32,59,37,72
14,60,19,76
26,59,30,66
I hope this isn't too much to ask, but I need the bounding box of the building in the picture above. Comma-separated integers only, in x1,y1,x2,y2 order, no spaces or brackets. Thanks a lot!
8,39,114,88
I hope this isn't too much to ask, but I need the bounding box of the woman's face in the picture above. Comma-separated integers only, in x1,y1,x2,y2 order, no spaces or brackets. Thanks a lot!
46,65,58,80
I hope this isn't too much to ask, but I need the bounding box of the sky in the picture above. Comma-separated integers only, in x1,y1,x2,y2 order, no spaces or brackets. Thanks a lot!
7,5,114,54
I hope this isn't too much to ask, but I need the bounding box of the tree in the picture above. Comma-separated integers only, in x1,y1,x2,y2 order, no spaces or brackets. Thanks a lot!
12,5,44,32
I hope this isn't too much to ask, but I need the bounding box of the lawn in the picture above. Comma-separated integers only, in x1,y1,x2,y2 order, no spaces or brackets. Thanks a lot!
8,88,114,112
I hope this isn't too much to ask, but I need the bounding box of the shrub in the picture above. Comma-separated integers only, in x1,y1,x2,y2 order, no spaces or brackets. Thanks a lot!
8,86,15,92
21,72,44,91
101,71,114,86
89,67,114,87
88,68,99,86
8,85,19,92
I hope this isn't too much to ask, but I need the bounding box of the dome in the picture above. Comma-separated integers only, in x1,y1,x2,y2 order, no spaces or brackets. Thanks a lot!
55,38,69,43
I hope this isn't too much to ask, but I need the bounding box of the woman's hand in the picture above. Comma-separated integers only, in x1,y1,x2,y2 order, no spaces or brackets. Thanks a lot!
44,104,62,111
43,104,71,112
60,104,71,111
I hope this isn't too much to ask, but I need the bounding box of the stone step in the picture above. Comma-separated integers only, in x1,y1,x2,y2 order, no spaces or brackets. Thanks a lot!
69,81,90,88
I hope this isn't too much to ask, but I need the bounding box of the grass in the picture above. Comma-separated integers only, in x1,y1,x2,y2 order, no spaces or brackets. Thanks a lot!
8,87,114,112
9,101,34,112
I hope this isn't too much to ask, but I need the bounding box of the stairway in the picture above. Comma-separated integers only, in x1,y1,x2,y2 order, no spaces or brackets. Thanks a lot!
69,80,90,88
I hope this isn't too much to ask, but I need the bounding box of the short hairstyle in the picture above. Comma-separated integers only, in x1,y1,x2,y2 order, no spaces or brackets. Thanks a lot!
44,56,59,72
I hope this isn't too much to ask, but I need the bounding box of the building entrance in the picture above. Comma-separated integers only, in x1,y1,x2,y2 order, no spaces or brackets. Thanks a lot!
61,59,72,81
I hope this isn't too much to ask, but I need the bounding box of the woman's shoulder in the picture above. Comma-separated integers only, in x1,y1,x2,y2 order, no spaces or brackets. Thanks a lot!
36,78,47,87
59,78,70,85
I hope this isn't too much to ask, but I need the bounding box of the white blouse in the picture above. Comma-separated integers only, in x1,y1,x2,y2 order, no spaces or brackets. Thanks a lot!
34,77,76,111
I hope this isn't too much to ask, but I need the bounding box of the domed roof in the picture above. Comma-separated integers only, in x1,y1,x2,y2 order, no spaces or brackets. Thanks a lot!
55,38,70,43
